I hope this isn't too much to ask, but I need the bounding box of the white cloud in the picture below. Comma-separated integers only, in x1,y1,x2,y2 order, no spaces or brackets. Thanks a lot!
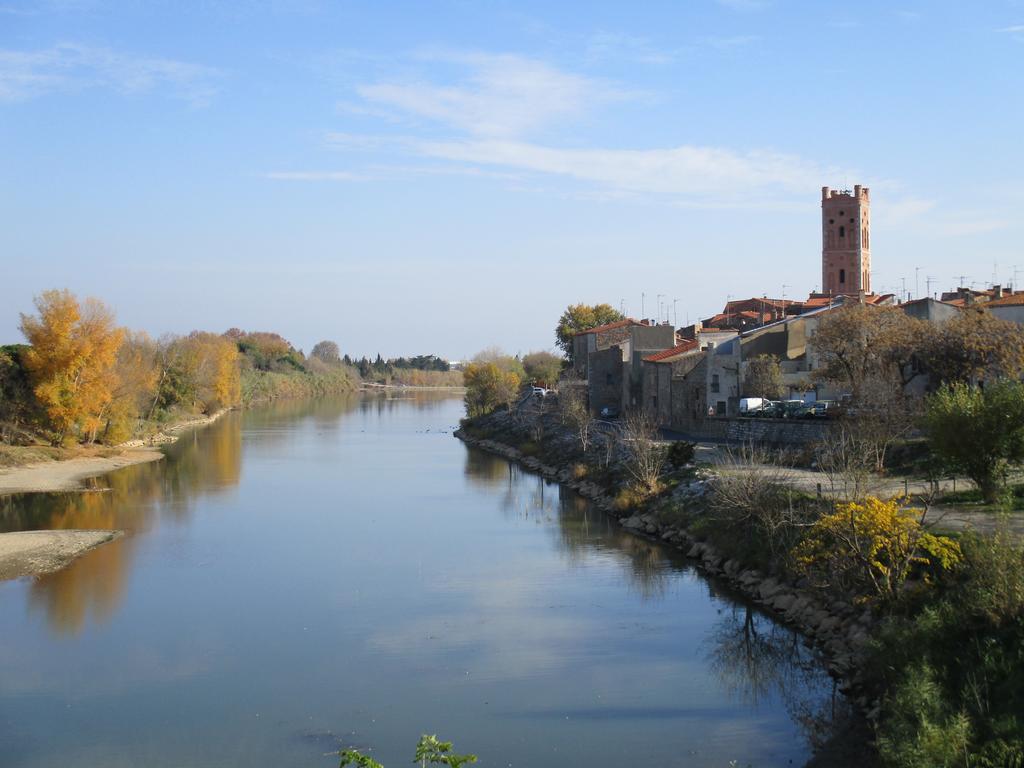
0,43,220,105
327,51,851,207
1000,24,1024,35
355,51,629,138
412,138,839,205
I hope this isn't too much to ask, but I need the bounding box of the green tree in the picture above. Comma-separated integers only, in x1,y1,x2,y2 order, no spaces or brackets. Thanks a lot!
925,380,1024,503
742,354,784,399
522,350,563,387
555,303,625,364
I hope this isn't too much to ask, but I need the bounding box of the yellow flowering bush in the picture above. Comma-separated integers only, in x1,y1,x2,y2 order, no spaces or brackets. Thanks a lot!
795,496,961,601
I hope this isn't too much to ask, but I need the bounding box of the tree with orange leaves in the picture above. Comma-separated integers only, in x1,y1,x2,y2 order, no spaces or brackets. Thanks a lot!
19,289,125,444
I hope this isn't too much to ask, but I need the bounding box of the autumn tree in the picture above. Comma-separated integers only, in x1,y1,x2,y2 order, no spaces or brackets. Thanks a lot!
311,340,341,365
471,348,525,380
19,290,125,444
809,304,927,399
463,361,522,418
522,350,563,387
742,355,784,399
810,304,928,469
555,303,625,364
101,331,159,444
918,307,1024,386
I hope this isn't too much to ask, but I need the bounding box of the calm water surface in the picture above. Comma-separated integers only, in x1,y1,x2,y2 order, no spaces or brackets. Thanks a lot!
0,394,844,767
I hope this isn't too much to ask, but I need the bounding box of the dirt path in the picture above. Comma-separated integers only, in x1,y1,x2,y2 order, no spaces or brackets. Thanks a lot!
695,443,1024,536
0,530,122,580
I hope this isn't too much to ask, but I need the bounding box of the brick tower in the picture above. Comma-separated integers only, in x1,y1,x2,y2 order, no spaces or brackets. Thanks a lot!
822,185,870,296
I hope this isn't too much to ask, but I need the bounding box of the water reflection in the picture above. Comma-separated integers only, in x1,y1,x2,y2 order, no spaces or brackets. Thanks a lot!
0,412,246,634
463,449,673,598
462,444,848,752
706,603,852,751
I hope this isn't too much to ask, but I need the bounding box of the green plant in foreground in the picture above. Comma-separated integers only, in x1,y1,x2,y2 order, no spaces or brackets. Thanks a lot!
338,735,477,768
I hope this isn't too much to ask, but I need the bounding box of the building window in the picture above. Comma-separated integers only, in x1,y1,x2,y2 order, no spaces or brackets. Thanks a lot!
605,373,613,385
839,225,845,238
717,400,727,416
711,374,720,393
652,395,658,409
840,268,846,284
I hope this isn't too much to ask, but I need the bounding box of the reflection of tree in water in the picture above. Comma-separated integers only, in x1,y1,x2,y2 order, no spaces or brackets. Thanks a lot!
553,488,673,600
706,602,851,751
462,448,675,598
0,414,245,635
358,391,459,417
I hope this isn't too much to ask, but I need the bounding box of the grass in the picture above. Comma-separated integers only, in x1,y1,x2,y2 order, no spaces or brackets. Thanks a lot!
937,483,1024,511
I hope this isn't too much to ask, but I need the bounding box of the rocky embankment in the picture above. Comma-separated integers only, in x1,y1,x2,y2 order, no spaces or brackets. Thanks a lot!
455,427,882,719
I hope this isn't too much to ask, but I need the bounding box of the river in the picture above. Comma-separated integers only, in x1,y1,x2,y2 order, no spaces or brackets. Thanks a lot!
0,393,846,767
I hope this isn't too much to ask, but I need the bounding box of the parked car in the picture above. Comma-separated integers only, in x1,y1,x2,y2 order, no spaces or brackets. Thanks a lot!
782,399,813,418
739,397,766,415
531,386,549,397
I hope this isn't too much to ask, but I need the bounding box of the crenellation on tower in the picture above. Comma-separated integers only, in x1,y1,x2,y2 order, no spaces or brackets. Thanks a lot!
821,183,870,296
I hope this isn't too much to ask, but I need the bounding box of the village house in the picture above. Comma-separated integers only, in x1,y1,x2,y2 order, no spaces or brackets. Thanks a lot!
584,321,677,416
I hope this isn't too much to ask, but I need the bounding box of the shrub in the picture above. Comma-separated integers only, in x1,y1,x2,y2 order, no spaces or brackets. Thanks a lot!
666,440,696,467
794,497,961,602
925,381,1024,504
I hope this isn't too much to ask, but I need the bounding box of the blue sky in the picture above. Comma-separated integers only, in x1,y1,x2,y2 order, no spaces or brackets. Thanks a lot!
2,0,1022,359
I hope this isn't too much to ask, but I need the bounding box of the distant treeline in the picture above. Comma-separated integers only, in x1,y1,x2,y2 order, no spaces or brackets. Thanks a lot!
0,290,460,448
347,353,463,388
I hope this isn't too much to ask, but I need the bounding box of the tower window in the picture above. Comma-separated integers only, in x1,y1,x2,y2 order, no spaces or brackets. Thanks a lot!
839,225,845,238
840,268,846,284
829,219,834,224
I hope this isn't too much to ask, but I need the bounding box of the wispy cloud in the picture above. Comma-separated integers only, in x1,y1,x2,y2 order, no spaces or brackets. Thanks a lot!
0,43,220,105
354,51,630,139
412,138,837,204
316,51,851,207
999,24,1024,36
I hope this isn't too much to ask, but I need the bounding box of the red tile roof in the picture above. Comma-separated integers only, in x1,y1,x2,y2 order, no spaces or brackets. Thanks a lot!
574,318,641,336
643,339,699,363
984,293,1024,307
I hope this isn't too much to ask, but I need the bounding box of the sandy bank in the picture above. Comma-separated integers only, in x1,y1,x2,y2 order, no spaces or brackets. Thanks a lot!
0,449,165,495
0,409,230,495
0,529,122,580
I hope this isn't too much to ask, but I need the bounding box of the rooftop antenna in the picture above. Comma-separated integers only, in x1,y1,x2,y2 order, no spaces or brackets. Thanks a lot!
915,266,921,300
1014,266,1022,292
657,293,665,323
926,276,937,299
673,298,679,327
620,298,625,315
901,277,907,303
641,292,645,320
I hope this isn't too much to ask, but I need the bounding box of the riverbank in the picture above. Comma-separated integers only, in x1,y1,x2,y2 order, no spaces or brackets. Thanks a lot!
0,530,123,580
0,409,230,494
